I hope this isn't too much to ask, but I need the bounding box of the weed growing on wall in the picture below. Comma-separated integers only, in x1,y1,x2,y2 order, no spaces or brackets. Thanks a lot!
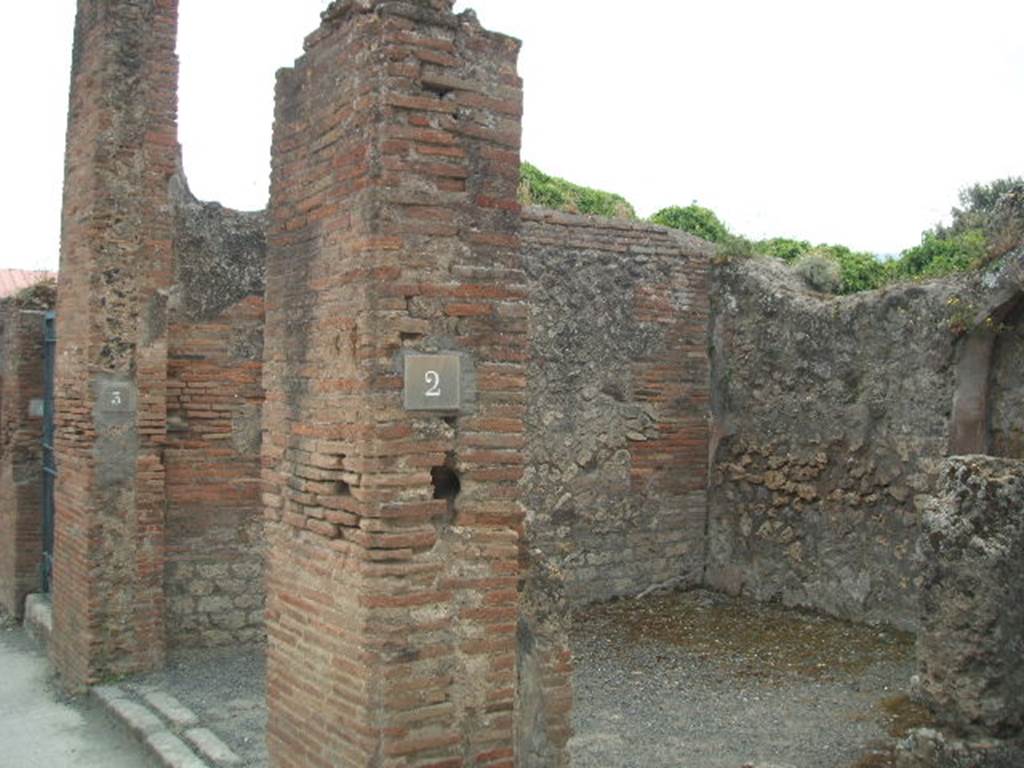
946,295,1011,337
650,205,730,243
519,163,637,219
794,251,843,293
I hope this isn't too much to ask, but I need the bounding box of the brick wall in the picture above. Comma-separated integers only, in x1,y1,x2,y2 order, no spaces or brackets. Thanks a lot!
164,300,265,646
0,295,53,619
521,209,712,604
52,0,179,688
164,181,266,648
263,1,540,764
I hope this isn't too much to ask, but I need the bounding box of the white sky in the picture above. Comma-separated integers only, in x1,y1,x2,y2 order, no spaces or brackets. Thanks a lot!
2,1,1023,271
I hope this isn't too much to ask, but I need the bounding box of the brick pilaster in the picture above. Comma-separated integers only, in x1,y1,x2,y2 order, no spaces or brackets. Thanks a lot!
52,0,178,688
263,1,526,764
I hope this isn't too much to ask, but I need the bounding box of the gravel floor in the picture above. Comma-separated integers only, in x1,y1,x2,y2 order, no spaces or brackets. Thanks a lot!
133,645,268,767
127,589,924,768
570,589,923,768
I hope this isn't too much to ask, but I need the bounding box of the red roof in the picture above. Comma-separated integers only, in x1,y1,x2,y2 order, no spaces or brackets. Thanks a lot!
0,270,57,299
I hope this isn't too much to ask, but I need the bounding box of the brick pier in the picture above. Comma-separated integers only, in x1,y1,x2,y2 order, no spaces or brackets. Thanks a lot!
262,1,530,764
52,0,179,687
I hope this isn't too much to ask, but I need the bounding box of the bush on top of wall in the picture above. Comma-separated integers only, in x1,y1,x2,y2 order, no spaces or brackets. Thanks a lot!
518,162,637,220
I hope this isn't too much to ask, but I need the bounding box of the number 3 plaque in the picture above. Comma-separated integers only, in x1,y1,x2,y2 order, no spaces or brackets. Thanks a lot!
403,354,461,411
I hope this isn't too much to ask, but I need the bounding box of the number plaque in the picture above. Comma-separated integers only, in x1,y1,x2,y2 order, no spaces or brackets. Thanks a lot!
99,382,134,414
404,354,461,411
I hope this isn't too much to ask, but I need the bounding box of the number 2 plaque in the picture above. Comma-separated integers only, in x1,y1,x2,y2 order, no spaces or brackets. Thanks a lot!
403,354,461,411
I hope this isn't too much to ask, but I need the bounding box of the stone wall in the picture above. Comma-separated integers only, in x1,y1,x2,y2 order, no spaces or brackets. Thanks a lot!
707,252,1024,628
991,301,1024,458
522,209,712,604
163,178,266,648
516,550,573,767
0,287,54,618
917,455,1024,739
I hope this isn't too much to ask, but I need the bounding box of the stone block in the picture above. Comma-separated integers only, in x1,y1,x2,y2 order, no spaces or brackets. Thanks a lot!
918,456,1024,737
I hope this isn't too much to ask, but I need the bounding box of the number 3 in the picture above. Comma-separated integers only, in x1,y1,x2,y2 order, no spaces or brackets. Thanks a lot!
425,370,441,397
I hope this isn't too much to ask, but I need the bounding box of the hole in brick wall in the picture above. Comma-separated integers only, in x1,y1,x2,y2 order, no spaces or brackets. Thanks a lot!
431,453,461,503
422,80,453,98
337,458,351,496
442,416,457,428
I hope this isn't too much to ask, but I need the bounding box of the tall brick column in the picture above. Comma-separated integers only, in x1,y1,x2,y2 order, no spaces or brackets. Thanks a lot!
53,0,178,687
263,1,526,764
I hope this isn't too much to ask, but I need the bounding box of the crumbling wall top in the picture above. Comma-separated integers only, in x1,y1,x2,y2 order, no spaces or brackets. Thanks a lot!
316,0,459,40
308,0,518,53
324,0,455,18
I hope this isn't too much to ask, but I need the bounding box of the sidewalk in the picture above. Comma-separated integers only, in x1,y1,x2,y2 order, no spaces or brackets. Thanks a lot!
0,617,157,768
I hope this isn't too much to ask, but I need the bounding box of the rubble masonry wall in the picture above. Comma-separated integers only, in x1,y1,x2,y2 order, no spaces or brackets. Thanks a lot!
707,253,1023,629
521,208,712,604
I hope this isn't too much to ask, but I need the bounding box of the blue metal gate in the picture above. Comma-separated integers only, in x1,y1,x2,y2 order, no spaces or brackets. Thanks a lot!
41,311,56,593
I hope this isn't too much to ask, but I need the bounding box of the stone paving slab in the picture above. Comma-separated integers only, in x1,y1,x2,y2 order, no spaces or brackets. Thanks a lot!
145,731,210,768
185,727,243,766
97,691,166,738
128,646,267,767
90,682,246,768
0,622,158,768
139,688,201,730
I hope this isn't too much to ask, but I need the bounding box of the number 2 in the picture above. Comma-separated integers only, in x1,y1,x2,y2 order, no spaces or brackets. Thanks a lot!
425,370,441,397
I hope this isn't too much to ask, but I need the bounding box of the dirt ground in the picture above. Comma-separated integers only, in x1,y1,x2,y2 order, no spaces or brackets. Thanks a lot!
126,588,929,768
570,588,929,768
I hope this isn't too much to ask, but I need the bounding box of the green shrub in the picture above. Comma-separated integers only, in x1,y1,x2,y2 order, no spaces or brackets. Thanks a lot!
889,177,1023,278
807,244,891,294
650,205,730,243
715,233,756,261
834,248,893,294
754,237,812,263
518,162,637,219
751,239,889,294
645,176,1023,294
943,177,1023,239
984,184,1024,259
894,229,987,280
793,250,843,294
